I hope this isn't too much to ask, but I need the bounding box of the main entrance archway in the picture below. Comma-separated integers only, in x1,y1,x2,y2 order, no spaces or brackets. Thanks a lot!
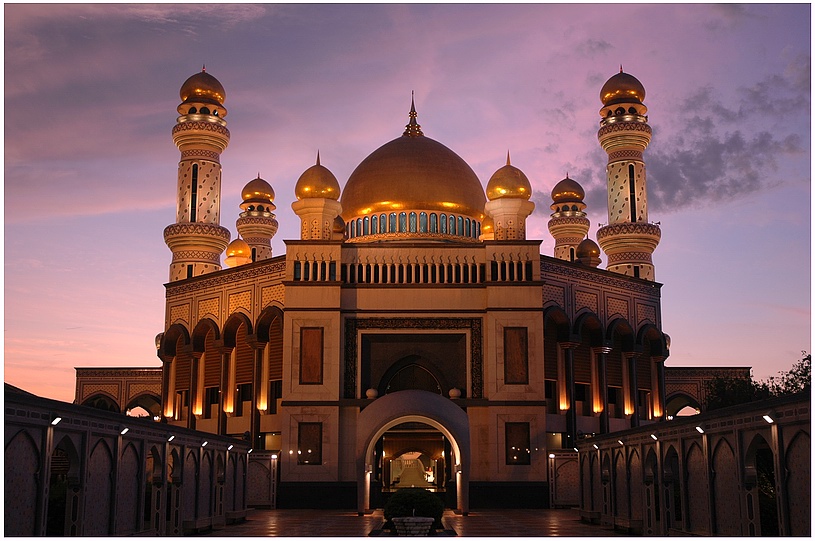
356,390,470,514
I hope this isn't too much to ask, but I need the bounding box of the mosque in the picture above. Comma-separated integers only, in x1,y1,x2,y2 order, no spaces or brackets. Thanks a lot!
154,67,670,512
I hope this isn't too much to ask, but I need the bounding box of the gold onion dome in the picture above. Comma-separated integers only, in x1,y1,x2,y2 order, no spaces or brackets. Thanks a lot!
224,238,252,267
551,174,585,204
242,175,275,205
340,98,486,220
480,215,494,235
180,67,226,105
576,238,601,259
295,152,341,200
600,67,645,106
333,215,346,233
486,151,532,201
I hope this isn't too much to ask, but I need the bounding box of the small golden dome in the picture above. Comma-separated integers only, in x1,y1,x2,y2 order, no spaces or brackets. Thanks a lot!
600,68,645,106
224,238,252,268
242,176,275,205
295,152,341,200
551,175,585,204
486,152,532,201
180,68,226,105
481,216,494,235
333,215,346,233
576,238,601,259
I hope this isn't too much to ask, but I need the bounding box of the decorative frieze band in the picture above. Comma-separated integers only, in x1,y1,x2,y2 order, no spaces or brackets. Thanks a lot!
607,252,654,264
172,121,230,138
607,149,643,163
597,122,652,138
172,250,221,263
180,149,221,163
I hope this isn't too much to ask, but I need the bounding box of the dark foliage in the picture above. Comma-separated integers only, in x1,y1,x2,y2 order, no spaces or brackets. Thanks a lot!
383,488,445,529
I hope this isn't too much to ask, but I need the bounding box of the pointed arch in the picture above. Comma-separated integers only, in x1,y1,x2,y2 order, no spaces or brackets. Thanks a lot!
85,439,113,535
159,323,190,359
81,392,121,413
117,442,141,534
784,430,810,536
5,430,40,536
637,324,668,358
192,318,221,353
685,442,709,534
711,437,740,535
223,312,253,349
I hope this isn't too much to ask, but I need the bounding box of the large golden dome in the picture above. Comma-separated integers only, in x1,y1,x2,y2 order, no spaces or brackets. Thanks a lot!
600,69,645,106
180,68,226,105
340,105,486,221
486,152,532,201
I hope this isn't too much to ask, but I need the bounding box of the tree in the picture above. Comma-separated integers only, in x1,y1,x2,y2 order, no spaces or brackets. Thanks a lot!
704,352,811,411
704,375,771,411
766,351,810,396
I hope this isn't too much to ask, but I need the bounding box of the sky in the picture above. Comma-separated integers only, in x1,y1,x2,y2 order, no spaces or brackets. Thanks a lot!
4,3,811,402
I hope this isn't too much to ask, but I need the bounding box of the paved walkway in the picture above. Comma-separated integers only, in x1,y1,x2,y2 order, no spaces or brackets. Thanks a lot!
200,508,623,536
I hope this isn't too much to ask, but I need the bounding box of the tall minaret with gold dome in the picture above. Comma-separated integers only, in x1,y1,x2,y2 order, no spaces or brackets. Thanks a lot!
595,69,661,280
163,68,231,281
236,175,279,260
548,174,589,261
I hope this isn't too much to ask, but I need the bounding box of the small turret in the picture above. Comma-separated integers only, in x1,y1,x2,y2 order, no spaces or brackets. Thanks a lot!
236,175,279,261
547,174,590,262
484,152,535,241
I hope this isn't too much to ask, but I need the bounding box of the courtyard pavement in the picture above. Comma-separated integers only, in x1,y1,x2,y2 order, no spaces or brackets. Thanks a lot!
200,507,624,537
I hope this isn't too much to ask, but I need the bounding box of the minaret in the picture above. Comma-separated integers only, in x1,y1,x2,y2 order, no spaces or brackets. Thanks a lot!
547,174,590,262
595,68,661,280
236,175,279,261
291,152,342,240
484,151,534,241
163,68,231,281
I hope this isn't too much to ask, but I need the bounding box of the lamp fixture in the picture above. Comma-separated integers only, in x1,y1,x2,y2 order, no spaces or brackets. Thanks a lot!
51,416,62,426
120,427,129,435
248,448,253,454
762,413,775,424
227,444,234,451
202,441,208,447
695,426,704,434
592,443,599,450
168,435,175,442
271,454,278,460
548,453,556,459
650,434,658,441
573,447,579,452
617,440,624,446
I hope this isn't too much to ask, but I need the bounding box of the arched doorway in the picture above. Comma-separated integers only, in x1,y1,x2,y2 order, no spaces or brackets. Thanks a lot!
356,390,470,514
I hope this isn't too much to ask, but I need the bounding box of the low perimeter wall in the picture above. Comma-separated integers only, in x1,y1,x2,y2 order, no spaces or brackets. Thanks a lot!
576,392,810,536
5,387,250,536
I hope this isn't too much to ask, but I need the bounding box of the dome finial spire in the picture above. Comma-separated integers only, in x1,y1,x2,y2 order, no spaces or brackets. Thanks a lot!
202,64,206,72
506,150,511,166
620,64,623,73
316,150,321,166
403,91,424,137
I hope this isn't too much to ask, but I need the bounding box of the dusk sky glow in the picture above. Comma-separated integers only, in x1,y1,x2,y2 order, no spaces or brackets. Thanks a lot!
4,3,811,402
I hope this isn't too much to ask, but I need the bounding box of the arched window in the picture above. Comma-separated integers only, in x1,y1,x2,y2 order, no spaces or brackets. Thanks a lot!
419,212,428,233
371,215,378,234
430,213,438,233
190,164,198,221
349,221,355,238
188,107,197,114
363,216,369,235
409,212,417,233
465,218,471,237
457,216,463,236
200,106,210,115
389,213,397,232
399,212,407,233
357,218,363,236
628,164,637,222
440,214,448,234
571,205,578,211
449,215,456,235
380,214,387,233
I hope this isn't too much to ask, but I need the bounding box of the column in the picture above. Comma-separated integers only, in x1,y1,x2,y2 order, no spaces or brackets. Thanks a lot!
593,347,611,434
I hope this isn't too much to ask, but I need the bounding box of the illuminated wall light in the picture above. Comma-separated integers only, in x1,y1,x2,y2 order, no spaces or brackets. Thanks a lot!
617,440,624,446
624,406,634,416
573,447,579,452
227,444,234,451
168,435,175,442
202,441,208,447
667,415,674,421
289,450,293,455
120,427,129,435
548,453,556,459
248,448,253,454
271,454,278,460
592,443,599,450
51,417,62,426
650,434,658,441
762,414,775,424
695,426,704,434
